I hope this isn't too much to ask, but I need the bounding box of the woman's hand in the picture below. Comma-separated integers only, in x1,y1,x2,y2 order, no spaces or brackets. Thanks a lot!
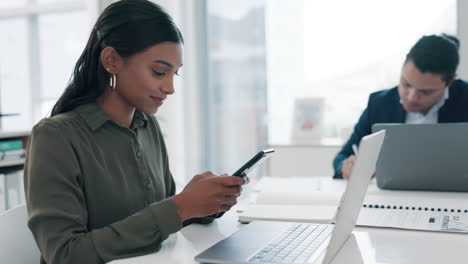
172,171,248,221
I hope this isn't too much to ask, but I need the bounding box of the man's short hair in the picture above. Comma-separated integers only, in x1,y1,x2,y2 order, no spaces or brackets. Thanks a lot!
405,34,459,84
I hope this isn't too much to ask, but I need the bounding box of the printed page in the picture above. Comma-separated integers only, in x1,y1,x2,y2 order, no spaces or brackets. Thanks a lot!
357,207,468,232
364,194,468,212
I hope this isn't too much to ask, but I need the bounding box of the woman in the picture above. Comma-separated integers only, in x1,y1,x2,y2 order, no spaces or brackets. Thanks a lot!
24,1,246,263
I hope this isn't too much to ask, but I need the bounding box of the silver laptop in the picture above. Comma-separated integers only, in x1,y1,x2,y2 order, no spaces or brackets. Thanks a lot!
372,123,468,192
195,130,385,264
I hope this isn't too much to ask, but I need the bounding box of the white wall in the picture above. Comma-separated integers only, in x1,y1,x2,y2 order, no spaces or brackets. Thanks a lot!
458,0,468,79
268,145,340,177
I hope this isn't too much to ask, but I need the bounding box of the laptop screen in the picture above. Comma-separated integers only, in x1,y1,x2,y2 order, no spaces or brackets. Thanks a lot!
322,130,385,263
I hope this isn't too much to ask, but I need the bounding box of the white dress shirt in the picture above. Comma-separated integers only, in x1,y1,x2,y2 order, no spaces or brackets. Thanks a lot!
404,88,449,124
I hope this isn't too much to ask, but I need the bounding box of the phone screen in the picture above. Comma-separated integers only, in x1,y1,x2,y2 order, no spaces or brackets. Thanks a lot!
233,149,275,177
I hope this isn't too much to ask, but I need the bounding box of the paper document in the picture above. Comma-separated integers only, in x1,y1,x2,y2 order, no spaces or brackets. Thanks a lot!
357,207,468,232
357,195,468,233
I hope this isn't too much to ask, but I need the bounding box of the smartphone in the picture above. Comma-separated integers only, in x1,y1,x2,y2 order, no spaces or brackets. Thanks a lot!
212,149,275,218
232,149,275,177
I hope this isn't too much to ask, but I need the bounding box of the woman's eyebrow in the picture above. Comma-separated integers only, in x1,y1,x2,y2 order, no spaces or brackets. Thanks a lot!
152,60,183,68
153,60,173,67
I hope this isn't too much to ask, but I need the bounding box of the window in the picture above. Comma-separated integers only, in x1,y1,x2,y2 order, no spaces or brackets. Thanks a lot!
0,0,93,131
202,0,457,176
0,1,28,8
39,10,89,115
203,0,268,175
299,0,457,143
0,18,30,131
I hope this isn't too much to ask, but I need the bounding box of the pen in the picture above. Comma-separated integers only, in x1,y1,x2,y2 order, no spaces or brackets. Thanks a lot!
352,144,358,156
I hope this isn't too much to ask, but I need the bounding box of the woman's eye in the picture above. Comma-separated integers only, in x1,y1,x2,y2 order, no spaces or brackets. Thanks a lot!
152,70,165,77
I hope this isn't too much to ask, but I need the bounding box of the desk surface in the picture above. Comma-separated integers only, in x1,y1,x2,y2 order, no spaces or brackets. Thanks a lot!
110,178,468,264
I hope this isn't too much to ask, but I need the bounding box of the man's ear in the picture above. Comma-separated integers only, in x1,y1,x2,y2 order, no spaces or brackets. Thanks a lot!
100,46,123,73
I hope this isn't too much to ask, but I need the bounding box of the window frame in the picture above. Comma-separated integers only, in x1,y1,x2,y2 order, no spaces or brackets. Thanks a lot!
0,0,99,128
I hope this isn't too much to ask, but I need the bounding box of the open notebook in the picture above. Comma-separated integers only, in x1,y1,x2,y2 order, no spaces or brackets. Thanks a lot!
239,177,468,233
358,195,468,233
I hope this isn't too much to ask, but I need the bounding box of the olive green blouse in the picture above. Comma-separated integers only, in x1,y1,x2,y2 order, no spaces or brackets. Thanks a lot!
24,103,183,264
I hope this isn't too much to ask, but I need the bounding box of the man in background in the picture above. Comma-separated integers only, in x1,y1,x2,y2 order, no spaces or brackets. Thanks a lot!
333,34,468,179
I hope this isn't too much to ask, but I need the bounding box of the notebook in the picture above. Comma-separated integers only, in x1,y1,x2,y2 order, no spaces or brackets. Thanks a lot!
357,195,468,233
238,190,343,223
240,179,468,233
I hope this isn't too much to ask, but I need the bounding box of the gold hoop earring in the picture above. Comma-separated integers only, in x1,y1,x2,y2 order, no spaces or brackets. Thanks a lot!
110,73,117,91
105,68,116,91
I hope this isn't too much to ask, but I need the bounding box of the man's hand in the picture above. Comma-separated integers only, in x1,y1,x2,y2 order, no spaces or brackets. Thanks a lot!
342,155,356,180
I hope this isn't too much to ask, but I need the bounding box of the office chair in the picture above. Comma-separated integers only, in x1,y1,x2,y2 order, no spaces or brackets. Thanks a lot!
0,204,40,264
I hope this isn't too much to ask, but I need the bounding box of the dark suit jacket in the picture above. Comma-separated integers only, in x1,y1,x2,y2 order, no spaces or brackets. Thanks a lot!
333,79,468,178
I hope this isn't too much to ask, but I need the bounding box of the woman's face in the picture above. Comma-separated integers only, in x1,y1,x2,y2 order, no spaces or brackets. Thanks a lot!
115,41,183,115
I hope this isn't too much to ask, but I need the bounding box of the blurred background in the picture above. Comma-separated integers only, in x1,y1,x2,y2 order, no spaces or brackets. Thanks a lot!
0,1,466,209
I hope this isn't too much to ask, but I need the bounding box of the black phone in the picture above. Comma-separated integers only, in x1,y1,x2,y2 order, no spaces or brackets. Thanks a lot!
211,149,275,219
232,149,275,177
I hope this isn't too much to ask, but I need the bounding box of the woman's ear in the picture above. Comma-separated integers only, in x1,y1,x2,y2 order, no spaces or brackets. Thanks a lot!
100,46,123,73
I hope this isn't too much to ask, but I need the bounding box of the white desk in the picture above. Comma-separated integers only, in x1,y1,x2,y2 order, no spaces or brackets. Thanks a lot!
111,178,468,264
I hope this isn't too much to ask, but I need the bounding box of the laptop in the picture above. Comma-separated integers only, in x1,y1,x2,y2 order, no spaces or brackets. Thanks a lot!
195,130,385,264
372,123,468,192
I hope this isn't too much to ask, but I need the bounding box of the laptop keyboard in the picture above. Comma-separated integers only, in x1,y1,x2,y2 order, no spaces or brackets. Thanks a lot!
249,223,334,263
